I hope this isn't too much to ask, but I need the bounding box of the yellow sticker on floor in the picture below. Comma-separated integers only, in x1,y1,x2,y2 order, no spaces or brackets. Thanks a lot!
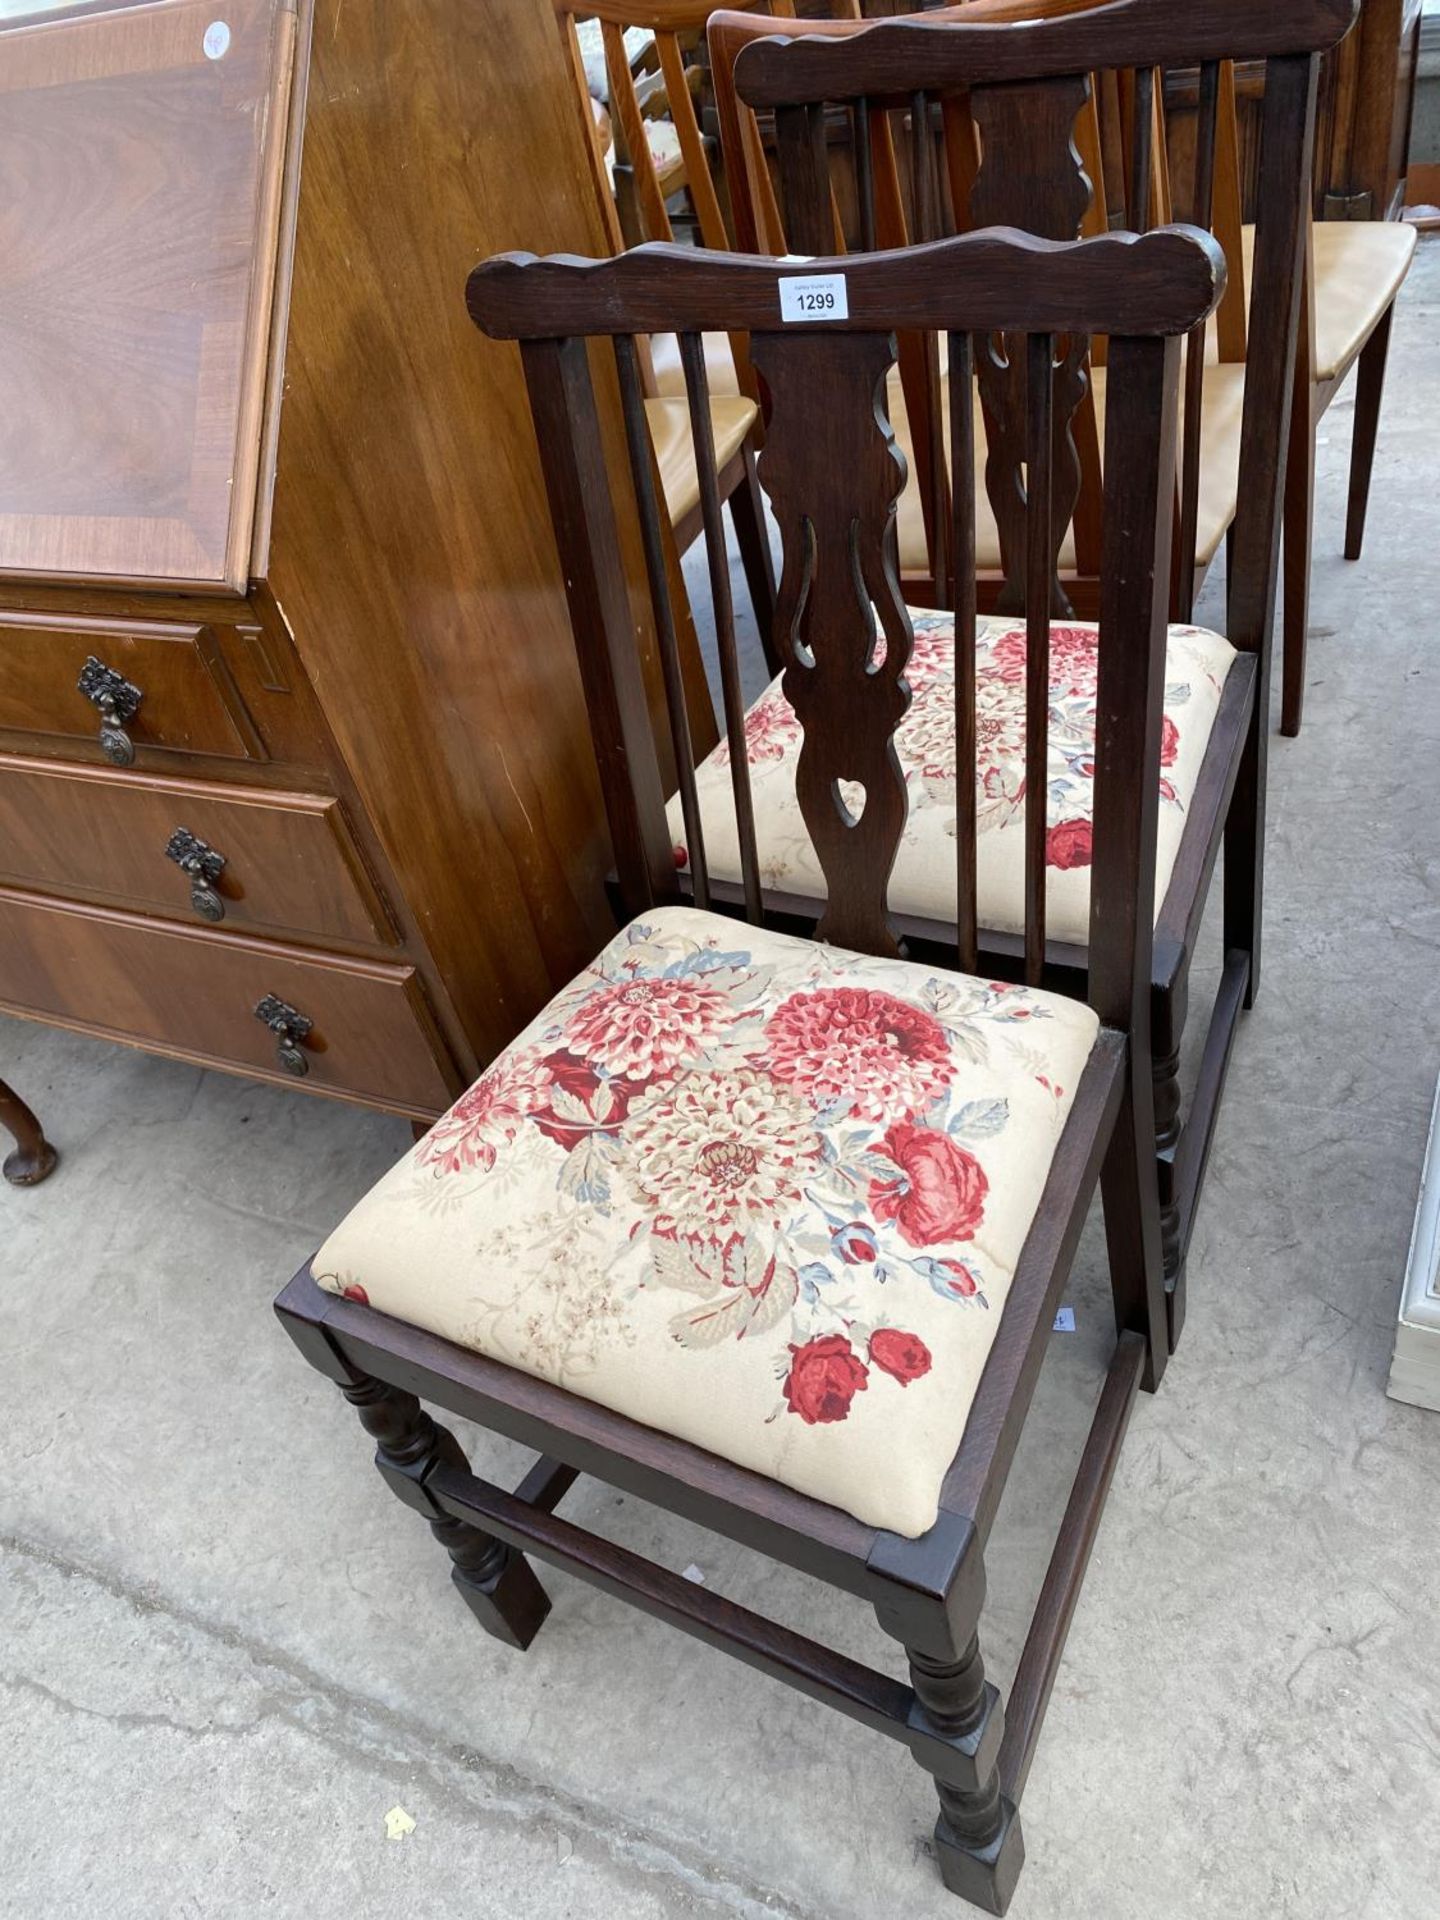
384,1806,416,1840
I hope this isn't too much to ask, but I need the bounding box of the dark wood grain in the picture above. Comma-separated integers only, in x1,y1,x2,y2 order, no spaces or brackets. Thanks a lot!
735,0,1358,104
468,226,1227,340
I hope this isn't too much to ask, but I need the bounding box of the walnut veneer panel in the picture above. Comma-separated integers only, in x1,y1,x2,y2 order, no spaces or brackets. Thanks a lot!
0,0,295,588
0,612,262,758
0,756,394,946
263,0,660,1063
0,886,458,1115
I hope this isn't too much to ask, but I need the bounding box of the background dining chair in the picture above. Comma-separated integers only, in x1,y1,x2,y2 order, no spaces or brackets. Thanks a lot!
279,213,1226,1917
557,0,836,667
713,1,1411,738
715,0,1355,1336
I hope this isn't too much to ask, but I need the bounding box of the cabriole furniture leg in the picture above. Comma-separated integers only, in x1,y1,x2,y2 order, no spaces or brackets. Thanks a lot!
0,1077,58,1187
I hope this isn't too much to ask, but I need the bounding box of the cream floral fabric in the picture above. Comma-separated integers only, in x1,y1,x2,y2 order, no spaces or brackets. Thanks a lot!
671,614,1236,946
315,907,1100,1538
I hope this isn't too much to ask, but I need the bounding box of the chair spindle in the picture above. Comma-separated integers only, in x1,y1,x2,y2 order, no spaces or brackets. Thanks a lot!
1024,331,1054,987
1128,66,1155,234
949,328,978,977
1176,59,1221,620
614,333,710,908
856,96,877,251
679,329,764,922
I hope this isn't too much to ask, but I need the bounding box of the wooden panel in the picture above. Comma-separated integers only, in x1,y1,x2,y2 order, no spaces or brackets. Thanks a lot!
0,885,459,1115
0,0,295,589
262,0,691,1068
0,755,395,946
0,612,262,759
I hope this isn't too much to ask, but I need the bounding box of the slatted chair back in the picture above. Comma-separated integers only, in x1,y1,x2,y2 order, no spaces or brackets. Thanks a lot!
726,0,1353,657
467,224,1225,1027
556,0,846,261
708,0,1173,609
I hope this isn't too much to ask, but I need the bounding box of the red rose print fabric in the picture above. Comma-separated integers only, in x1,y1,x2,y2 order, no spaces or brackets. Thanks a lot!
315,908,1099,1538
685,613,1234,946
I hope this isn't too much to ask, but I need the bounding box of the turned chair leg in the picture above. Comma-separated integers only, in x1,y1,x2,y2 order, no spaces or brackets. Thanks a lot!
728,442,781,676
341,1373,550,1650
0,1077,58,1188
1344,300,1394,565
893,1617,1023,1914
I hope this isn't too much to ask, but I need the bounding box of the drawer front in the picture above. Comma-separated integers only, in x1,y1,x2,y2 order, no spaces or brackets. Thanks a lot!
0,888,460,1118
0,757,396,948
0,614,263,761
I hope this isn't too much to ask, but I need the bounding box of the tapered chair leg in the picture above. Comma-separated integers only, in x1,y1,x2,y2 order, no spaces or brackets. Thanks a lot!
341,1373,550,1650
1280,376,1315,738
0,1077,58,1188
1344,301,1395,564
1102,1068,1171,1385
728,442,781,675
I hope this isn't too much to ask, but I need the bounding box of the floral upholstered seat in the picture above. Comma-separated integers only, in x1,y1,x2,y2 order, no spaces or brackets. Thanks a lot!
314,907,1100,1538
670,613,1237,945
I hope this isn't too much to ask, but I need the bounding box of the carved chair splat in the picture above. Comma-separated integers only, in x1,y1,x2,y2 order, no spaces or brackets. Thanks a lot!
279,218,1227,1914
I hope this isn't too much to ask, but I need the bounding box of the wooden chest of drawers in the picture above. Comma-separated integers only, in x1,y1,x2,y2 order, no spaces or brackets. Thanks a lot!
0,0,688,1145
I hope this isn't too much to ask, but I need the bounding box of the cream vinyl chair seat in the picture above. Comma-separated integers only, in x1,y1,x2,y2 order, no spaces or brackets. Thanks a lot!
644,390,757,525
890,361,1246,581
1216,218,1416,384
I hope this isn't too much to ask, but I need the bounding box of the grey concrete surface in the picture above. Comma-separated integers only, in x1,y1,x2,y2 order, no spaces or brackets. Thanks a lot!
5,247,1440,1920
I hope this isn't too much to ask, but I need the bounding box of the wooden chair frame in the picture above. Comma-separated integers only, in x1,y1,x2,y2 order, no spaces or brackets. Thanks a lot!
717,0,1356,1334
713,2,1402,733
0,1075,57,1186
281,220,1226,1914
557,0,804,660
1160,46,1412,736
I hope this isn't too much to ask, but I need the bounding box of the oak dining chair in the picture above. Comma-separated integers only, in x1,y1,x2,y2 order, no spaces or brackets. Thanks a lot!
278,218,1226,1913
708,0,1356,1336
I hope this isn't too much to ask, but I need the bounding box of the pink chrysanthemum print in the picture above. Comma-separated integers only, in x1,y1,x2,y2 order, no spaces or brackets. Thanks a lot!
566,974,734,1082
761,986,956,1122
989,622,1100,700
713,690,799,768
620,1067,821,1239
419,1047,555,1178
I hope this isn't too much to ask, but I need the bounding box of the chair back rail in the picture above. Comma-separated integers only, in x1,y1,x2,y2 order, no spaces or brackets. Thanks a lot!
725,0,1350,644
468,224,1224,1030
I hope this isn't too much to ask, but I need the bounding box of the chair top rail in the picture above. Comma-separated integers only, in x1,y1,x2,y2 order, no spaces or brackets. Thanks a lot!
733,0,1358,108
467,224,1226,342
560,0,780,28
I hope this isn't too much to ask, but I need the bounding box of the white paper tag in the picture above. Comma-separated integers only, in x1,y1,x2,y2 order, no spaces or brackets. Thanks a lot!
1053,1307,1076,1333
778,273,848,323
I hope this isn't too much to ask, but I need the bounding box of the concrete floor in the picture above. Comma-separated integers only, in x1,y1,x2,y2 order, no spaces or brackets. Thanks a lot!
6,247,1440,1920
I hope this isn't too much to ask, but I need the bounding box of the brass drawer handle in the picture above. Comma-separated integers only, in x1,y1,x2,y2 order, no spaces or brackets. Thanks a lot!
165,827,228,923
77,655,143,767
254,994,313,1077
